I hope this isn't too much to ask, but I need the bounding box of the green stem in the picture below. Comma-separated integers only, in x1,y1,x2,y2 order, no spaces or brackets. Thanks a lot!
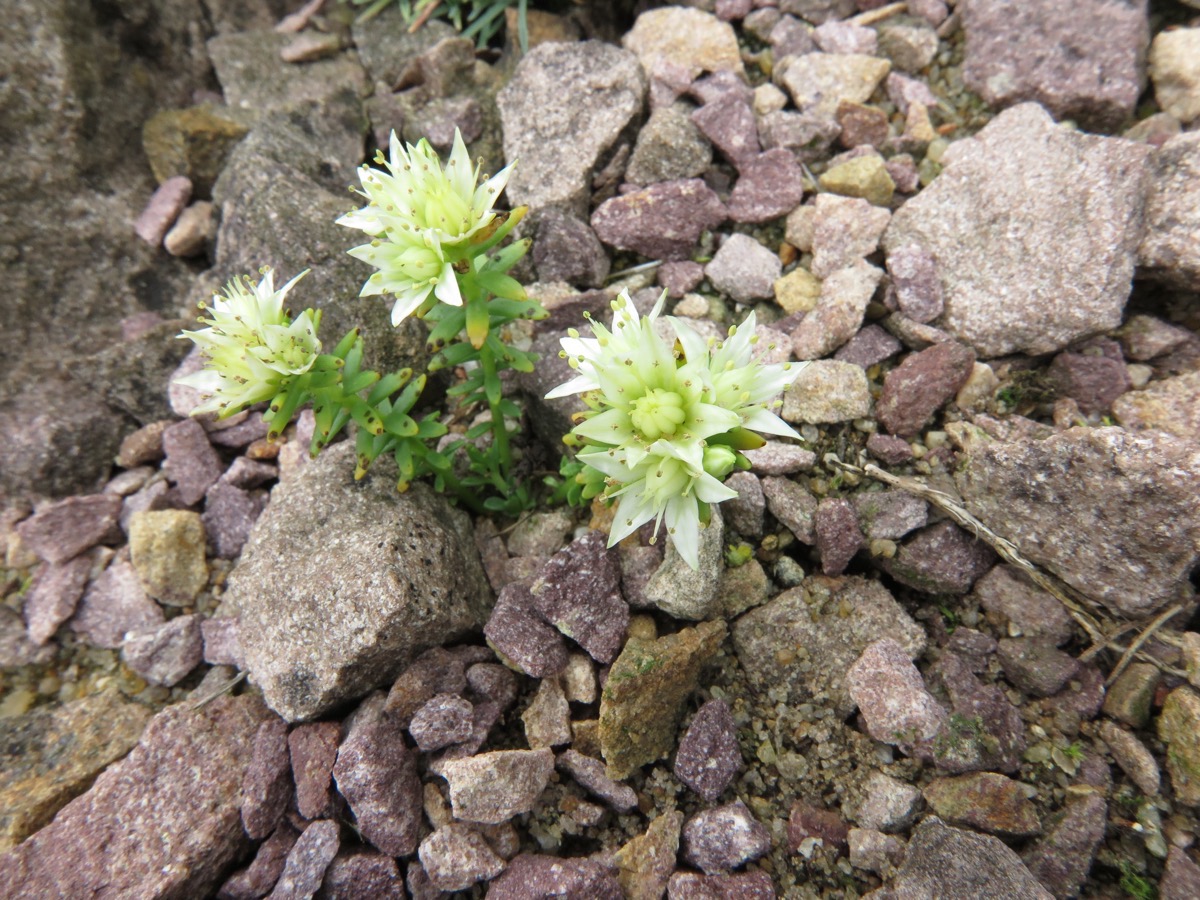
477,339,511,485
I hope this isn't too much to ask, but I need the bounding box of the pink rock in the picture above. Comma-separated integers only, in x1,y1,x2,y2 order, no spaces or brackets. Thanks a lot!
530,532,628,665
122,614,203,687
134,176,193,246
683,800,771,874
271,819,340,898
71,556,164,649
848,638,947,748
16,494,122,565
23,554,91,645
675,699,741,803
288,721,342,821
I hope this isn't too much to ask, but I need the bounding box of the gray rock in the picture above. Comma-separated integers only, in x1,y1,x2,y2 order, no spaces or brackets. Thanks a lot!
623,7,745,82
813,21,877,55
891,819,1053,899
532,212,610,288
499,41,645,217
643,507,725,620
707,234,783,303
410,694,475,752
0,695,273,900
627,104,713,185
333,693,422,857
1098,721,1159,797
742,442,817,476
530,532,628,664
437,749,555,825
783,360,871,424
667,870,776,899
733,575,926,717
855,772,922,832
557,749,639,812
122,614,204,687
723,472,765,539
682,800,771,874
884,103,1150,358
727,149,808,223
762,476,818,543
961,0,1148,130
1137,133,1200,290
1162,846,1200,900
790,260,882,360
1114,370,1200,441
811,194,891,279
876,16,939,75
592,179,727,261
162,418,224,506
851,490,928,541
973,565,1075,647
418,823,505,892
70,556,164,650
996,638,1080,698
952,424,1200,618
779,0,857,23
757,109,841,163
270,819,340,900
675,699,742,803
231,442,492,721
776,53,891,118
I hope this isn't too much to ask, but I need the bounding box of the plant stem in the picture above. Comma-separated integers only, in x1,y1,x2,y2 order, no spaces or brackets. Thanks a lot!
477,337,511,488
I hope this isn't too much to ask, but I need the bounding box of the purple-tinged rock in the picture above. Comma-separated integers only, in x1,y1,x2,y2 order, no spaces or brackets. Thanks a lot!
466,663,519,711
770,14,817,57
865,433,913,465
70,556,164,649
886,71,938,114
757,109,840,163
384,647,468,725
332,693,422,856
715,0,753,23
221,457,277,490
813,20,877,55
0,694,274,900
952,424,1199,618
658,260,706,298
836,101,889,149
122,614,204,687
734,577,926,717
202,616,243,667
318,850,404,899
16,494,122,565
974,565,1074,647
288,721,341,821
592,179,727,261
723,472,765,539
488,853,623,899
217,822,298,900
855,771,922,832
727,149,807,223
1047,350,1131,415
1161,846,1200,900
883,104,1150,358
203,481,266,560
434,700,503,764
851,490,927,541
815,498,863,576
667,869,776,899
961,0,1148,130
946,628,999,673
557,749,639,812
742,442,816,476
675,699,741,803
409,693,474,752
886,152,922,193
996,638,1080,699
533,211,610,288
683,800,771,874
886,244,943,324
877,341,975,437
1098,720,1159,797
923,772,1041,838
418,823,505,891
437,749,554,825
881,521,996,595
791,260,882,360
890,818,1053,899
848,828,905,876
619,543,664,609
1139,132,1200,290
811,193,891,279
162,418,224,507
706,233,782,302
269,819,339,900
23,554,91,645
848,638,946,750
240,717,292,841
926,651,1026,774
691,94,760,168
135,176,193,246
0,608,55,667
207,415,270,450
762,476,818,543
788,800,850,853
1021,794,1107,900
530,531,628,665
835,324,903,369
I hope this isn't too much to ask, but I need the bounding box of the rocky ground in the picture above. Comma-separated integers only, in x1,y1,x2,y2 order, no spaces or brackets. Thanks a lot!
1,0,1200,897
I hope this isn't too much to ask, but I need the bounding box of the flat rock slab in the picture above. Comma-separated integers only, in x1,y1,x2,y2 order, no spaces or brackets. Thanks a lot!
498,41,645,218
884,103,1150,358
230,442,492,721
952,424,1200,618
0,694,273,900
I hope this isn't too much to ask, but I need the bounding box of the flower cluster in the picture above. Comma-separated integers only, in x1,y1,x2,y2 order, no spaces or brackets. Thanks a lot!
176,268,320,416
548,290,800,569
337,128,514,326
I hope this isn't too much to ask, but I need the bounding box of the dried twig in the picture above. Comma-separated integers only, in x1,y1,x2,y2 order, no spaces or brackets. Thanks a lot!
850,2,908,27
189,671,247,710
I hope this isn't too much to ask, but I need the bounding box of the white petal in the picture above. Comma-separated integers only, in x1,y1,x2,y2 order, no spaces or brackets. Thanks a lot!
545,373,597,399
609,488,660,546
741,407,802,440
390,288,430,326
664,495,701,570
433,263,464,306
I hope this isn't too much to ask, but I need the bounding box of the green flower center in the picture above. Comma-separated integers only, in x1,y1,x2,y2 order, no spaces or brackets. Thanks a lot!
630,388,687,441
